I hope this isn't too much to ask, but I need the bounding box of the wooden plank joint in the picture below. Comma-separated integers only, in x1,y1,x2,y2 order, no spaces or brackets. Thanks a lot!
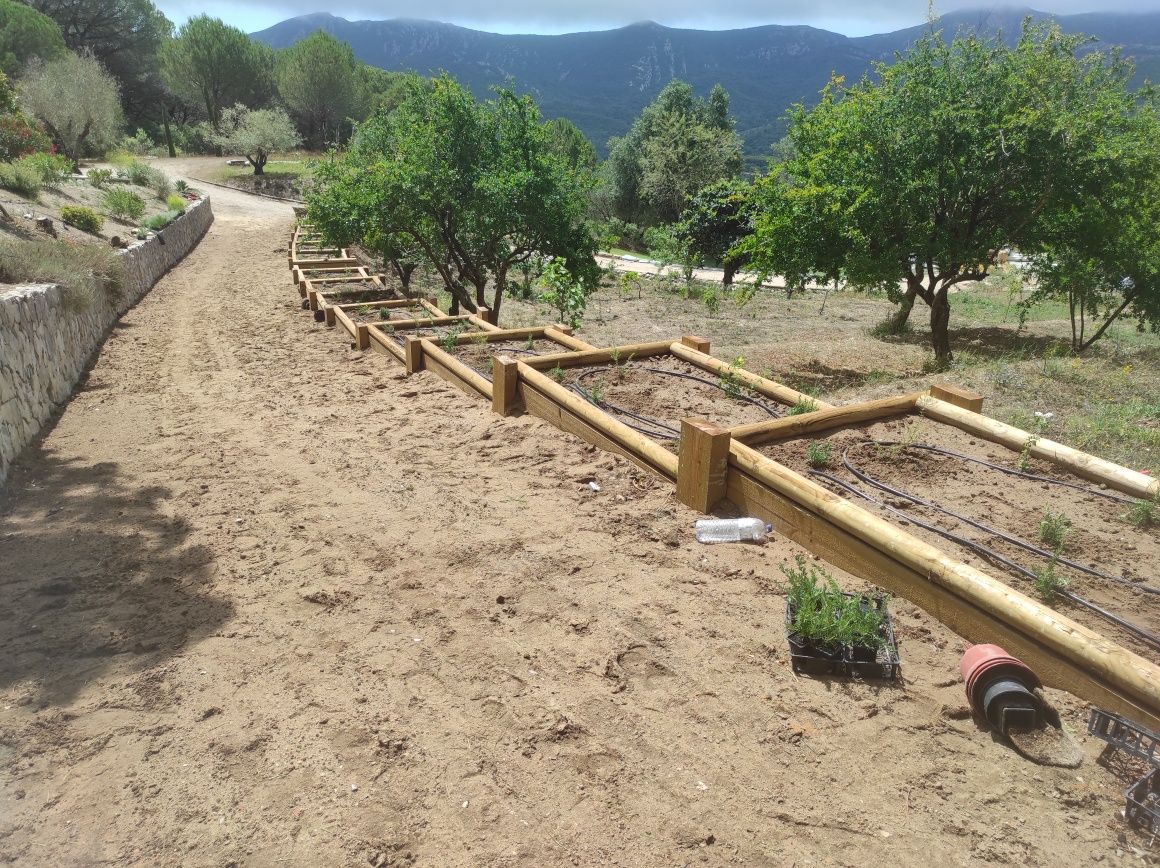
930,383,984,413
677,418,732,512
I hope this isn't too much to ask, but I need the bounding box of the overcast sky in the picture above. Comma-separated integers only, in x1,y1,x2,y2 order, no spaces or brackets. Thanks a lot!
155,1,1160,37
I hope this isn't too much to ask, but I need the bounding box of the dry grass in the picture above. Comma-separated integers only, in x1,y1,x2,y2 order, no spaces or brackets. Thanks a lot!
0,237,123,308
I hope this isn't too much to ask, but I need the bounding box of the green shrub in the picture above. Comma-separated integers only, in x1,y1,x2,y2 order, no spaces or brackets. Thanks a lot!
88,168,113,188
806,440,835,469
18,152,72,187
165,193,187,214
60,205,104,234
102,188,146,220
0,160,41,197
143,210,179,231
121,128,155,156
151,174,172,200
788,396,820,416
0,237,123,305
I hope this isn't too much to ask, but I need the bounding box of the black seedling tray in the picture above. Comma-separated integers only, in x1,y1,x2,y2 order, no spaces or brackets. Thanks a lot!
1088,708,1160,768
1126,768,1160,834
785,593,901,681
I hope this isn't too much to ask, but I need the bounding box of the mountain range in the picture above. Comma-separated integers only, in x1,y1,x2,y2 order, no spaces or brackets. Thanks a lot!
252,8,1160,161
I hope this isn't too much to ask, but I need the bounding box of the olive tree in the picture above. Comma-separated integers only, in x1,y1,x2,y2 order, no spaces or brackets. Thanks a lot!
20,51,121,166
743,22,1153,366
210,104,300,174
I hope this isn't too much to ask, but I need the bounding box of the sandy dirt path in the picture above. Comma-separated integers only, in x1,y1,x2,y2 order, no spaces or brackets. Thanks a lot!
0,158,1147,866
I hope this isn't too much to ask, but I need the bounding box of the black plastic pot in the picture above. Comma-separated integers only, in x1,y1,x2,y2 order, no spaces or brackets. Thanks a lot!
1126,768,1160,834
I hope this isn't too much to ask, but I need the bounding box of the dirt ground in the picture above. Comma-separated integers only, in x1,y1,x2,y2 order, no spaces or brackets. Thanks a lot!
1,157,1156,866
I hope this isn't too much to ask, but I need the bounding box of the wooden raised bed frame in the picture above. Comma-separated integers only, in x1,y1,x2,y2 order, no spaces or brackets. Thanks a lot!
287,227,1160,729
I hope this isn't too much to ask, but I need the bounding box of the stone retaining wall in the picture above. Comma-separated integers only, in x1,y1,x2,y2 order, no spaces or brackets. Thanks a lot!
0,197,214,485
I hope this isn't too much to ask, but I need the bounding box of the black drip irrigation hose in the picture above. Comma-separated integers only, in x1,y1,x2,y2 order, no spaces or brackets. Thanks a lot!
843,445,1159,596
868,440,1136,505
567,363,783,442
808,469,1160,650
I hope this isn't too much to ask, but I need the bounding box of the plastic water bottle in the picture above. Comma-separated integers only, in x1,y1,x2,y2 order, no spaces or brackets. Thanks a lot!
694,517,772,544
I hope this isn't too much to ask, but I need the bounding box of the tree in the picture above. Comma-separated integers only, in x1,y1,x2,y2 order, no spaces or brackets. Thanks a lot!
357,65,412,117
0,0,65,77
0,70,50,158
602,80,741,225
210,104,300,174
678,179,753,286
743,22,1155,365
307,75,599,320
20,51,121,166
27,0,170,125
639,109,742,223
276,31,361,149
1024,172,1160,351
161,16,273,130
546,117,597,170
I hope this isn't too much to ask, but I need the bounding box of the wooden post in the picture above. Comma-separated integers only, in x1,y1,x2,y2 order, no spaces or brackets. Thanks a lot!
324,305,336,327
677,419,732,512
930,383,984,413
681,335,711,354
405,335,424,373
477,305,492,325
355,324,370,351
493,356,521,416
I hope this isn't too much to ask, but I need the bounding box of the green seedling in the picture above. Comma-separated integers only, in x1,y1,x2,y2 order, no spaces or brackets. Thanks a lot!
719,356,746,399
471,332,491,345
1034,556,1069,602
1019,415,1050,472
589,381,605,404
1038,509,1072,552
1124,496,1158,529
806,440,834,469
438,325,465,351
549,365,565,383
781,556,885,649
787,396,819,416
379,308,392,320
524,334,536,351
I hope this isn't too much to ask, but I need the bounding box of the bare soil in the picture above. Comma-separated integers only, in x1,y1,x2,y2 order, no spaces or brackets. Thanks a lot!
0,157,1154,865
560,356,783,450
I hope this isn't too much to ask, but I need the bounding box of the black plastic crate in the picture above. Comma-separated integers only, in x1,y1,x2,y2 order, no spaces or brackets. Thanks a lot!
1126,769,1160,834
785,593,901,681
1089,708,1160,767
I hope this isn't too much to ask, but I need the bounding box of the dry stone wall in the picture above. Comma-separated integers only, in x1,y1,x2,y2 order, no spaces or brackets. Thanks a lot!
0,198,214,485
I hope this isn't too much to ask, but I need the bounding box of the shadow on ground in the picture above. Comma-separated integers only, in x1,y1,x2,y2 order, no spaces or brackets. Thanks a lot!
0,448,231,707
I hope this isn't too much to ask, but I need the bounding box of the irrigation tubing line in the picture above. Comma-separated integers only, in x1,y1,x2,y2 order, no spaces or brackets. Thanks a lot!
842,446,1159,597
809,469,1160,651
565,362,784,443
868,440,1136,505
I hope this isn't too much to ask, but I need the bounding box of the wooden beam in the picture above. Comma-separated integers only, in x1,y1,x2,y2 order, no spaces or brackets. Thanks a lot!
468,313,502,332
677,419,731,512
930,382,984,413
291,258,361,270
727,440,1160,722
681,334,710,354
366,325,404,362
669,343,833,410
420,340,491,399
521,340,676,371
544,327,597,352
916,396,1160,500
517,362,679,480
419,298,445,317
492,356,521,415
333,307,358,342
729,393,921,445
333,298,429,311
405,335,424,373
444,325,576,346
369,314,473,331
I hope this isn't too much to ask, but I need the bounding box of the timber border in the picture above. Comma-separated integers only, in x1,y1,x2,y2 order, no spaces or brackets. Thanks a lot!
289,225,1160,729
